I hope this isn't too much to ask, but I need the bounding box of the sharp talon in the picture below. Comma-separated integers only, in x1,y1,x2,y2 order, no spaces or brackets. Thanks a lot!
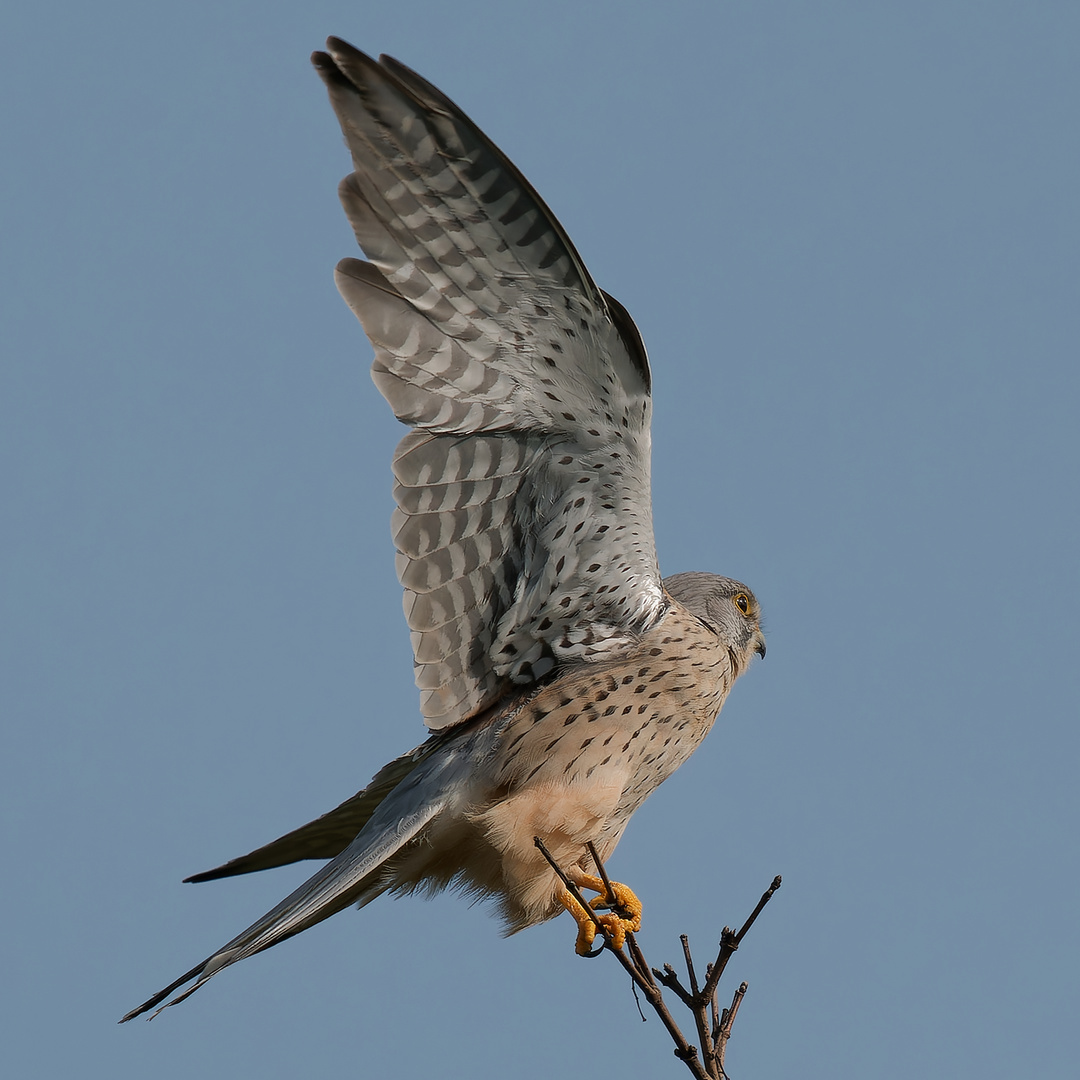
558,876,643,955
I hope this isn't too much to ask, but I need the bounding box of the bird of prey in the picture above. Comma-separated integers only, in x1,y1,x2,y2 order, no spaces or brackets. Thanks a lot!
122,37,766,1022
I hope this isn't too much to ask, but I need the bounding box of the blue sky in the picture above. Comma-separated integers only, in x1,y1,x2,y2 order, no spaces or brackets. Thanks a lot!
3,2,1077,1077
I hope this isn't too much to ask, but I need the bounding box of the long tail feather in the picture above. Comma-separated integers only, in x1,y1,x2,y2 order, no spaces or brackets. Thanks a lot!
184,739,440,882
120,738,472,1021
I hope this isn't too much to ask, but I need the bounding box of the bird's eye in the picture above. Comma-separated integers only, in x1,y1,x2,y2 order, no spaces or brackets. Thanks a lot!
734,592,751,615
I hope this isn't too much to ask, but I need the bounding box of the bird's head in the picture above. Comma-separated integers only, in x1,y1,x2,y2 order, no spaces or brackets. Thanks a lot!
662,571,766,674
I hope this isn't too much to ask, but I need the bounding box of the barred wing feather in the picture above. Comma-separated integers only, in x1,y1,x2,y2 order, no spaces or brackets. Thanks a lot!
314,41,663,730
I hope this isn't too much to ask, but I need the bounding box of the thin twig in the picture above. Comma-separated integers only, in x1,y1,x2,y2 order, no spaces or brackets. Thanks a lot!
709,972,721,1046
734,876,783,946
702,876,781,1003
654,963,694,1007
714,982,748,1079
587,841,618,907
682,933,715,1069
536,838,779,1080
533,837,605,957
625,931,659,989
682,935,700,995
607,937,709,1078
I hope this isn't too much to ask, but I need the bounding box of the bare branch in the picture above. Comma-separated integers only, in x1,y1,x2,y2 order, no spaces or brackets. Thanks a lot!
533,836,605,957
587,841,618,908
654,963,695,1007
535,837,781,1080
702,876,782,1003
714,982,748,1079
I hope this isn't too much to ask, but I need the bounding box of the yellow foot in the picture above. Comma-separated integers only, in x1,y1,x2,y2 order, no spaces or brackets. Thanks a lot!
558,874,643,955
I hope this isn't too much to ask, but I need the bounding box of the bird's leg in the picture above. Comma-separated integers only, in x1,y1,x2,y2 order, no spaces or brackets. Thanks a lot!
558,873,642,955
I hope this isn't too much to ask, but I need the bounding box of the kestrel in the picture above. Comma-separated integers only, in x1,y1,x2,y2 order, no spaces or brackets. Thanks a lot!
122,38,766,1022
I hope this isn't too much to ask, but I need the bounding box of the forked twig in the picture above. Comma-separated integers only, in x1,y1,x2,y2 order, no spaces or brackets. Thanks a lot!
714,982,748,1077
534,837,781,1080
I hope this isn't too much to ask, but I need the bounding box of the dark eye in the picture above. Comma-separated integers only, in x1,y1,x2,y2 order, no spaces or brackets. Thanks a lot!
734,592,751,615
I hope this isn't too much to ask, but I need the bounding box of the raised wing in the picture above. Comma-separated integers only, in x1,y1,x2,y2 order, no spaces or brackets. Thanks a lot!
314,40,663,730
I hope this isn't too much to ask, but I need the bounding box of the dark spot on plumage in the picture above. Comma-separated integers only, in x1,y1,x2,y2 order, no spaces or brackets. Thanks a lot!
478,169,514,204
498,192,530,226
538,246,562,270
517,216,551,248
524,761,546,782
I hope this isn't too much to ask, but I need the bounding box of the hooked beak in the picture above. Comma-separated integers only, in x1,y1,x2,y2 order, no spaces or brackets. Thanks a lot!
752,630,767,660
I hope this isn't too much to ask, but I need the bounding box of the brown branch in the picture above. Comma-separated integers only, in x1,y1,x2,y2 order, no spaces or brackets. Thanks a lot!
587,841,618,909
680,934,715,1068
654,962,695,1007
533,836,605,955
714,982,748,1078
534,837,781,1080
701,875,782,1003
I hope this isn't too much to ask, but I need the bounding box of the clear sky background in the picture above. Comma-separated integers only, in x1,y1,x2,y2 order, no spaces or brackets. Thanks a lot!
4,2,1077,1077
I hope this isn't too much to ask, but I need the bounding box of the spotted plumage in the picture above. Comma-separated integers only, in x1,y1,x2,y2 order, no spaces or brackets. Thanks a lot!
121,38,765,1022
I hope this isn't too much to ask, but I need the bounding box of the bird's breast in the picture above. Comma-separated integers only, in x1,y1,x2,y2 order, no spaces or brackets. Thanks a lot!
482,603,732,805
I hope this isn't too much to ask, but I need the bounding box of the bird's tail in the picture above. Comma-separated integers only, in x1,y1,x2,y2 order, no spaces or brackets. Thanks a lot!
120,731,470,1022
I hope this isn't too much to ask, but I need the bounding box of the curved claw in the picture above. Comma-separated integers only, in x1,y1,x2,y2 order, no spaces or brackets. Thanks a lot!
558,875,642,955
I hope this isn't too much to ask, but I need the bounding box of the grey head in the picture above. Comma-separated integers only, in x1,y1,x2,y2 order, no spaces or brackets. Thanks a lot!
662,572,767,668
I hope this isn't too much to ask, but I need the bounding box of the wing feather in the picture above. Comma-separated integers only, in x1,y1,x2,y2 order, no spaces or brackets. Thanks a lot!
314,40,663,729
